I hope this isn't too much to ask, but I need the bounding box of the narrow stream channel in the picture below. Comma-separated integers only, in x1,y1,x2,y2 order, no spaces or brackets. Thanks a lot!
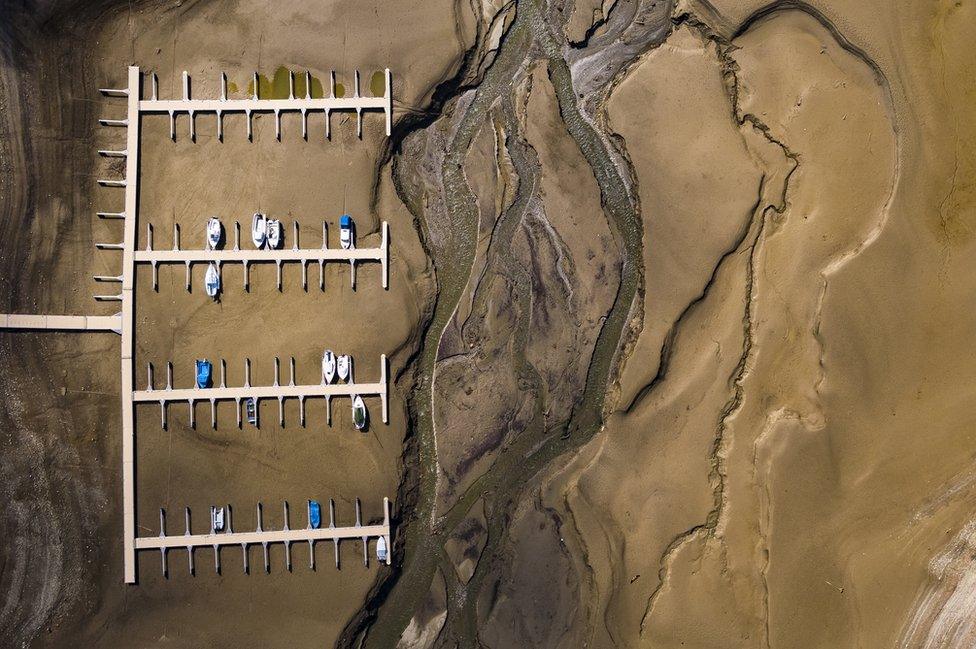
348,1,672,645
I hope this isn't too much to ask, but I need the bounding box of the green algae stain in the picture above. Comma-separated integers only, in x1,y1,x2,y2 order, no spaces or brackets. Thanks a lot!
334,82,346,98
243,67,326,99
227,81,238,94
309,76,324,98
293,73,325,99
270,66,291,98
369,70,385,97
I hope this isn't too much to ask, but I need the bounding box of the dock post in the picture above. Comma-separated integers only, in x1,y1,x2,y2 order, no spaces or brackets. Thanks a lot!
330,499,340,568
283,501,292,571
382,221,389,290
159,509,168,577
185,507,194,575
383,497,392,565
381,354,388,424
385,68,393,137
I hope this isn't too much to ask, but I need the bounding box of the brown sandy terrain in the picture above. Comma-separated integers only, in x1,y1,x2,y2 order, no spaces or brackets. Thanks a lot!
3,0,976,647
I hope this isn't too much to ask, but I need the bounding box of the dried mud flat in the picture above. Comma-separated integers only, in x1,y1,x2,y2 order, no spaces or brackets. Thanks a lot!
1,0,976,647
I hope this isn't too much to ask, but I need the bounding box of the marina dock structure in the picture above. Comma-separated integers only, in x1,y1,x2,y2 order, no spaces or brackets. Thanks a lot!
0,314,122,333
145,498,392,577
138,220,389,290
141,68,392,140
0,64,397,584
138,355,388,428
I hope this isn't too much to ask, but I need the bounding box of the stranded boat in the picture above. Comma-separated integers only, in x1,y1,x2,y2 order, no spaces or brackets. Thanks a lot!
266,218,282,249
245,397,257,426
211,506,225,532
376,535,388,562
322,349,336,384
352,395,367,431
252,212,267,248
339,214,354,249
308,500,322,529
196,359,212,388
204,262,220,298
207,216,222,249
336,354,351,382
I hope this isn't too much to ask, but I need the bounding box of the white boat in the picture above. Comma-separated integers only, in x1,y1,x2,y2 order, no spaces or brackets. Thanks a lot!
322,349,336,384
376,535,388,562
204,262,220,298
206,216,222,249
266,218,282,249
339,214,354,249
352,394,367,431
251,212,267,248
211,506,225,533
336,354,351,382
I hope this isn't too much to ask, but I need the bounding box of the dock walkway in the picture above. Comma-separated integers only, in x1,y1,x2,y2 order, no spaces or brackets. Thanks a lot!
141,498,392,576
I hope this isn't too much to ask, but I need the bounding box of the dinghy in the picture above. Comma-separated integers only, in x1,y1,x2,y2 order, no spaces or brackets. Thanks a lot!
196,359,212,388
339,214,354,249
204,262,220,298
266,218,282,249
336,354,351,382
251,212,267,248
211,506,225,533
308,500,322,529
322,349,336,384
206,216,222,249
352,394,367,431
376,535,388,562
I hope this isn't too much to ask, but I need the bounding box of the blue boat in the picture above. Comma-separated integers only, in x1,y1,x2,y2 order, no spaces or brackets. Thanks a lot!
308,500,322,529
339,214,354,249
195,359,212,388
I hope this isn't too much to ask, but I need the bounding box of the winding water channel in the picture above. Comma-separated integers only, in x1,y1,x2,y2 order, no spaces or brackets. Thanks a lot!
348,1,672,645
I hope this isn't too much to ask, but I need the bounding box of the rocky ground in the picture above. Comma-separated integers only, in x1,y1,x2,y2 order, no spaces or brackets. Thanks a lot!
2,0,976,647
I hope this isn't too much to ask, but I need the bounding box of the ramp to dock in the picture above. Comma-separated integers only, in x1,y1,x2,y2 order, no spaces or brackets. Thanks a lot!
0,314,122,333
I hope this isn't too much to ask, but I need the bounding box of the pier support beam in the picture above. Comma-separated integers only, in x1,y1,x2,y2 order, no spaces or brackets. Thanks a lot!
121,65,141,584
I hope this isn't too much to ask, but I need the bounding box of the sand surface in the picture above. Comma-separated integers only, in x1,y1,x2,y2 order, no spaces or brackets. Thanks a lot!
3,0,976,647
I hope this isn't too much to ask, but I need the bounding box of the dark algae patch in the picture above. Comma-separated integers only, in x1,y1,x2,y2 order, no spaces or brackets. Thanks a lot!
369,70,385,97
244,66,325,98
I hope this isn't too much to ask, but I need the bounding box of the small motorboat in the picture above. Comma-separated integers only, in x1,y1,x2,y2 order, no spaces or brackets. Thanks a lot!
211,506,225,533
339,214,354,249
376,535,388,562
322,349,336,384
251,212,267,248
206,216,222,249
352,394,367,431
336,354,351,382
245,397,257,426
266,218,282,249
204,262,220,298
308,500,322,529
196,359,212,388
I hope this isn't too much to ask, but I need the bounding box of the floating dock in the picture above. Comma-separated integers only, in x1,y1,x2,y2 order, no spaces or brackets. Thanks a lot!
1,65,397,584
137,220,389,290
143,498,392,576
137,355,388,428
136,68,392,140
